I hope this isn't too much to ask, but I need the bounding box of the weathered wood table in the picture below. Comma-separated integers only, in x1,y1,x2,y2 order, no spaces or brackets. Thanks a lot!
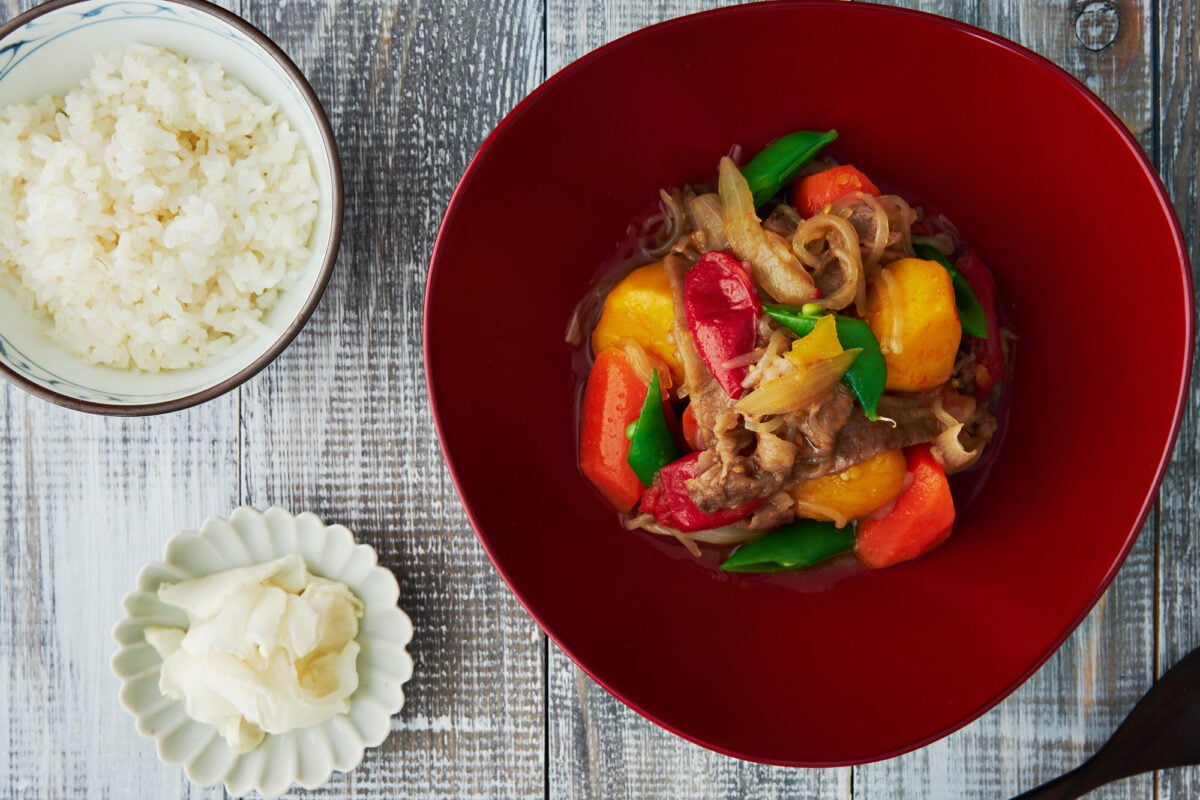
2,0,1196,797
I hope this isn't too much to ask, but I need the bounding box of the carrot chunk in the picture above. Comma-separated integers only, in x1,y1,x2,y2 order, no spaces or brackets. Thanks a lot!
854,445,955,569
791,165,880,217
579,348,647,512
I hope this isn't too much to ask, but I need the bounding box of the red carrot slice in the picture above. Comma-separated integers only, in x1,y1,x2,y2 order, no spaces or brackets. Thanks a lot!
855,445,955,569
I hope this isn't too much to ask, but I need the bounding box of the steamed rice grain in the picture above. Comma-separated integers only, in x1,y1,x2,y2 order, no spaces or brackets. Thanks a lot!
0,44,319,371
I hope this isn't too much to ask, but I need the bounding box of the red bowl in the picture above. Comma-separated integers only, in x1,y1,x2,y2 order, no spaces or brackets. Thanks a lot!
425,2,1191,765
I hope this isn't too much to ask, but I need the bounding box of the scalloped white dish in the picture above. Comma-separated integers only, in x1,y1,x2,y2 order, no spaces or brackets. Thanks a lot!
111,507,413,796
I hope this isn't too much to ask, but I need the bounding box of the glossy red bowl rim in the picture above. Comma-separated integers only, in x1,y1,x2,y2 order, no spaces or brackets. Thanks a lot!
425,1,1193,765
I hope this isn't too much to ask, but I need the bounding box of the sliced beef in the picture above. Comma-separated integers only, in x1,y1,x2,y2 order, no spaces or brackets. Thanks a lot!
661,250,999,519
762,204,801,239
742,491,796,531
825,388,996,476
798,382,857,455
810,257,851,303
960,408,998,456
828,194,909,267
772,382,857,480
663,251,801,512
688,448,784,512
946,398,999,474
832,195,885,249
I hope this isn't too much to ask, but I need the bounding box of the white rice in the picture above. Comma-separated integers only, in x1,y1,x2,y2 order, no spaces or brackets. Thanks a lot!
0,44,319,371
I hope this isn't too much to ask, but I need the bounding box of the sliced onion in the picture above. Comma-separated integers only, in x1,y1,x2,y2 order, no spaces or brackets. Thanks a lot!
721,348,765,371
912,232,956,256
932,423,980,473
625,515,763,557
619,338,672,391
867,494,899,520
930,393,981,473
689,525,764,545
876,267,904,355
878,194,916,257
864,195,890,270
668,528,703,557
735,349,859,417
640,189,687,260
932,392,975,428
794,497,849,529
743,416,783,434
791,213,865,312
830,191,889,272
718,157,817,305
687,193,728,252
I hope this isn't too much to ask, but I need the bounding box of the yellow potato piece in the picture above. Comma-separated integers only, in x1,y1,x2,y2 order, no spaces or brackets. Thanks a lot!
591,262,684,385
866,257,961,391
790,449,907,526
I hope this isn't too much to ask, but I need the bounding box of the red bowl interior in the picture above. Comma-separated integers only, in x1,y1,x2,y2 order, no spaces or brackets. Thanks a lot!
425,2,1191,765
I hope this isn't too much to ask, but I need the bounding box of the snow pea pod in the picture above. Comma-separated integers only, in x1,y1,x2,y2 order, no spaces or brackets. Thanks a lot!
742,129,838,207
720,520,855,572
913,243,988,339
763,305,886,421
625,369,680,486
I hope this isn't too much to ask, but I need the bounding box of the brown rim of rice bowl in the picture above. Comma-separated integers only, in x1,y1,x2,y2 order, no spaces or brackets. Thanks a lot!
0,0,344,416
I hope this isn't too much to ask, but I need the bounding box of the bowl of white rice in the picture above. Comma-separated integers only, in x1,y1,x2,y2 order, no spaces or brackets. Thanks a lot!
0,0,342,414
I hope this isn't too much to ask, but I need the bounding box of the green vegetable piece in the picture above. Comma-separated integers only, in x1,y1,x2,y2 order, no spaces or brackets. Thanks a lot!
742,129,838,207
720,520,855,572
625,370,680,486
763,305,886,421
913,243,988,339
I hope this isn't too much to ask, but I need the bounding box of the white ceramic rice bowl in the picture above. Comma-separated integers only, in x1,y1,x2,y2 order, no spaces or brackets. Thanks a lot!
0,0,342,414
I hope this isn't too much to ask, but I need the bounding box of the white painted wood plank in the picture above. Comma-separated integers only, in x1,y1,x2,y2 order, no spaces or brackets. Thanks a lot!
0,0,1189,795
0,0,243,794
0,394,241,800
1,0,547,796
547,642,852,800
235,0,548,797
1155,0,1200,797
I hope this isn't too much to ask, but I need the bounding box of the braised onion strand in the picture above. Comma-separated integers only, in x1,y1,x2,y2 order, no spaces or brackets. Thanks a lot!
830,191,890,272
735,349,860,417
791,213,866,313
876,267,904,354
640,189,688,259
718,157,818,305
687,193,728,252
877,194,916,258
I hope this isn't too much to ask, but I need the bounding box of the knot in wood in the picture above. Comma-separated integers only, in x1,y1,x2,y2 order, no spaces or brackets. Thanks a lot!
1074,1,1119,51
